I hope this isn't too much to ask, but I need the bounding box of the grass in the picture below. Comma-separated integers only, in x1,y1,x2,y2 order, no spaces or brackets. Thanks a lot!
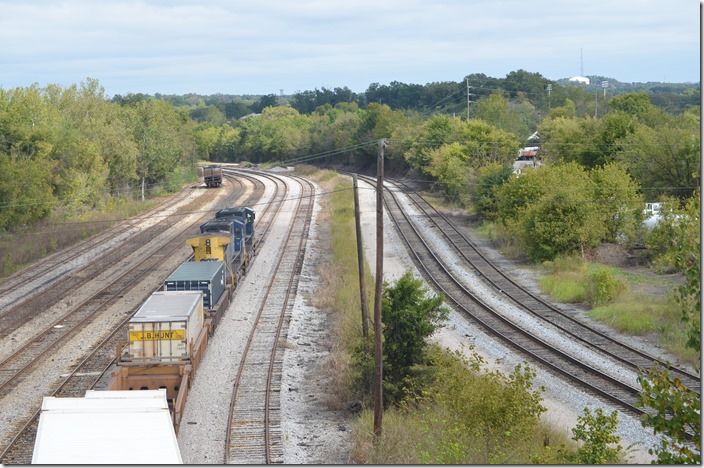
295,166,374,406
588,294,670,335
539,274,587,303
474,220,525,258
0,168,198,279
0,197,162,278
537,254,697,366
298,166,598,464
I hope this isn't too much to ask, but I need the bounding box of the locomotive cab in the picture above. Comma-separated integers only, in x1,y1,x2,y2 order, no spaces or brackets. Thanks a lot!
216,207,255,250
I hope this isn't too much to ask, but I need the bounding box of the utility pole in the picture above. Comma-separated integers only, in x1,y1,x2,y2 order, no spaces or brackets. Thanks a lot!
373,139,386,439
594,83,598,118
466,78,470,119
353,174,369,338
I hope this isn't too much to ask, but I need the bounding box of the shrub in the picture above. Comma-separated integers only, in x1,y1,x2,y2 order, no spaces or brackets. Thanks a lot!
585,266,626,306
571,407,625,464
351,271,449,405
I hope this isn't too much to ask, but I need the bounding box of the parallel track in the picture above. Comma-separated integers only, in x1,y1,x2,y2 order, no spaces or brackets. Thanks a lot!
359,175,659,417
392,177,700,394
0,173,269,463
225,174,315,464
0,183,235,337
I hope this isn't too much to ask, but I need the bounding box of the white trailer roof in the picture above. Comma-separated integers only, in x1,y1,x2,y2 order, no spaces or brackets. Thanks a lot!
32,389,182,464
132,291,202,322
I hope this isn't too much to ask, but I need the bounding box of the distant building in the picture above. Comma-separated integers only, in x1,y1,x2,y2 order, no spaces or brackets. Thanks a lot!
569,76,591,85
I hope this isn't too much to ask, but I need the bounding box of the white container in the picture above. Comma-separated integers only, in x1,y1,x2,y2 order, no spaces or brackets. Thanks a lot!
32,389,182,464
128,291,204,362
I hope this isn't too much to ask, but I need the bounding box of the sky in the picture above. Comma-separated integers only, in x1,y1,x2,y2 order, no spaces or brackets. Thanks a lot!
0,0,700,97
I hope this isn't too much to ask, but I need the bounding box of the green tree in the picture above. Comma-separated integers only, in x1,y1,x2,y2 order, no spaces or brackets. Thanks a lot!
0,152,56,229
49,80,112,214
381,271,448,403
571,407,624,464
101,104,139,192
616,112,700,199
494,166,543,222
589,162,644,245
404,114,464,174
586,111,637,168
469,162,513,220
546,98,577,119
427,142,471,204
609,92,664,127
496,163,606,261
210,125,242,162
126,99,185,199
193,124,220,161
238,106,310,162
459,119,520,167
637,194,700,464
475,92,534,138
189,105,226,125
537,115,586,164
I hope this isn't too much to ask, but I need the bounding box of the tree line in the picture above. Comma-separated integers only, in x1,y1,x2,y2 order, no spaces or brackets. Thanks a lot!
1,72,699,461
144,69,699,120
0,78,197,230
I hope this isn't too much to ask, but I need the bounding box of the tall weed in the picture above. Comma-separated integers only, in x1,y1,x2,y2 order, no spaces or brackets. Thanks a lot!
585,266,627,306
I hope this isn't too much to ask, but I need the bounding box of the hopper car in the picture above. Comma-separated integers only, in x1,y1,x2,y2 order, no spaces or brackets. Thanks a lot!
202,164,223,188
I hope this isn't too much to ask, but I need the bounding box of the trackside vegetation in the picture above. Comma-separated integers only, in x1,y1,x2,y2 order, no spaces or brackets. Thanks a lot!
302,167,630,464
2,70,699,463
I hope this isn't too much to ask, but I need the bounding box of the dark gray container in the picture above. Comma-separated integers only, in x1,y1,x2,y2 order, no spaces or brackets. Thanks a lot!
164,261,226,310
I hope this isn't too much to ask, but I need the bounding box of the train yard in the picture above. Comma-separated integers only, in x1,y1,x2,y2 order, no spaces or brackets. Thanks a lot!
0,168,696,463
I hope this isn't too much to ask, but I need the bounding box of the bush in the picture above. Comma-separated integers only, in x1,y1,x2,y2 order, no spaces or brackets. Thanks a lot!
351,347,572,465
352,271,449,405
571,407,625,464
585,266,626,306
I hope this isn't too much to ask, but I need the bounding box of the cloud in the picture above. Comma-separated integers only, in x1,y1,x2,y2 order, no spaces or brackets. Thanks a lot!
0,0,698,95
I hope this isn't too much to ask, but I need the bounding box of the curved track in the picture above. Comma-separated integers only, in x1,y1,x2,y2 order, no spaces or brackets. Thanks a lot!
358,174,698,418
391,178,700,394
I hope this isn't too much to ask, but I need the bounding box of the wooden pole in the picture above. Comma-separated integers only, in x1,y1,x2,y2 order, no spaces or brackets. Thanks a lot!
353,174,370,339
373,139,386,439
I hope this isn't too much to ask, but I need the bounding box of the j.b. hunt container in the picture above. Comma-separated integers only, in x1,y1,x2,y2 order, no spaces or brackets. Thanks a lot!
164,261,226,310
127,291,204,363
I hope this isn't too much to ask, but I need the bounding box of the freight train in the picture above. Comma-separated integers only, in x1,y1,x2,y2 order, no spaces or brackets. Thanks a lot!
106,205,257,431
32,205,258,465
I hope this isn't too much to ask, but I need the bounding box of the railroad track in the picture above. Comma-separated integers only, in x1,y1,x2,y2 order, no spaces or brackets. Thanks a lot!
225,174,315,464
0,180,233,394
0,313,131,464
0,173,268,462
0,184,197,312
391,177,700,395
357,174,670,417
0,182,237,337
